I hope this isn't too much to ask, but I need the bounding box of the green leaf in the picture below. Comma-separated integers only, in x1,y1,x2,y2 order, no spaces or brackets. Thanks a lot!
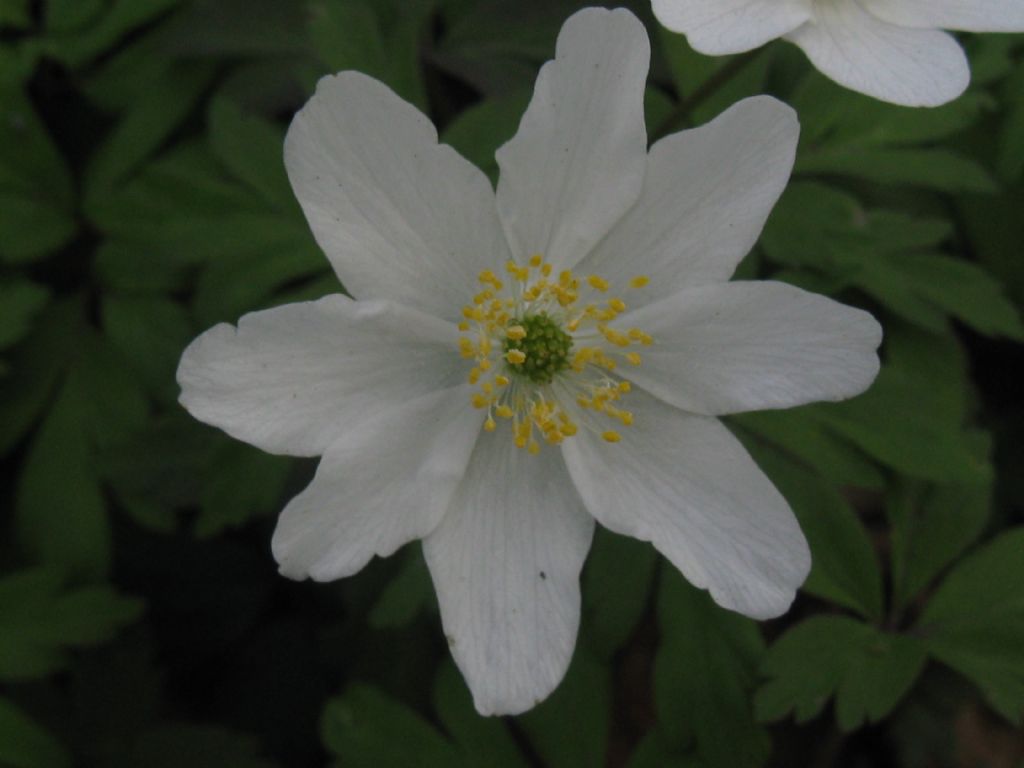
83,61,217,201
795,72,991,148
655,568,768,768
0,301,79,458
581,528,657,659
918,528,1024,725
957,182,1024,306
657,26,721,103
154,0,307,58
796,147,996,193
626,729,701,768
0,568,142,680
195,442,291,538
854,251,1024,340
440,90,531,183
433,662,528,768
0,696,71,768
321,684,462,768
0,280,48,352
516,647,610,768
368,548,434,629
997,62,1024,181
756,616,927,732
44,0,182,67
0,0,32,27
102,296,192,402
435,0,567,96
207,97,292,207
123,724,278,768
733,408,883,489
887,475,992,615
0,87,76,263
93,240,189,295
99,414,216,533
742,446,883,622
805,363,992,485
16,328,147,578
310,0,431,109
15,373,112,581
46,0,104,31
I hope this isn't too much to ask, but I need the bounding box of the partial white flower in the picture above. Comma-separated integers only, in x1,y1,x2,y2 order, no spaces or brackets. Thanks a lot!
177,8,882,715
652,0,1024,106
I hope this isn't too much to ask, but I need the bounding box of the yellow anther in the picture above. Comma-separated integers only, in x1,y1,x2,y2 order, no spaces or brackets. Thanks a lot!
463,263,639,449
629,275,650,288
603,329,630,347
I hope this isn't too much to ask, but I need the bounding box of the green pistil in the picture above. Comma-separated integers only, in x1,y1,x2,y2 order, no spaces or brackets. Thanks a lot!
504,312,573,385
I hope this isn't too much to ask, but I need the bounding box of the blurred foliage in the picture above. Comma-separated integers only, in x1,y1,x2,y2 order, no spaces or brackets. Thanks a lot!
1,1,1023,766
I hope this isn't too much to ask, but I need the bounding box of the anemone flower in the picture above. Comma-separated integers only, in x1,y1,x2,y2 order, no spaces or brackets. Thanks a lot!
652,0,1024,106
177,7,882,715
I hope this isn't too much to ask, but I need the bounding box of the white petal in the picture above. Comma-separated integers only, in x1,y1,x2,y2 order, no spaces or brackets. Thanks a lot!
562,390,809,619
177,295,463,457
494,7,649,271
272,385,483,581
424,431,594,716
578,96,798,304
786,3,969,107
862,0,1024,32
284,72,510,321
652,0,812,54
619,281,882,416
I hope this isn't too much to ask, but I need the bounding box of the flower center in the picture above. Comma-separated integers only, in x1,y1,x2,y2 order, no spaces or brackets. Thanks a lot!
503,312,572,385
458,255,652,454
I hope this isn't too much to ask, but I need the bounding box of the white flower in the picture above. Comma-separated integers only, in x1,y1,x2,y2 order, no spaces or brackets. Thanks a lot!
652,0,1024,106
176,8,882,715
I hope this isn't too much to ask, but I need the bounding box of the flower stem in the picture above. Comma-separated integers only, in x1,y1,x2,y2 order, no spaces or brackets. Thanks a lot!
652,48,765,141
